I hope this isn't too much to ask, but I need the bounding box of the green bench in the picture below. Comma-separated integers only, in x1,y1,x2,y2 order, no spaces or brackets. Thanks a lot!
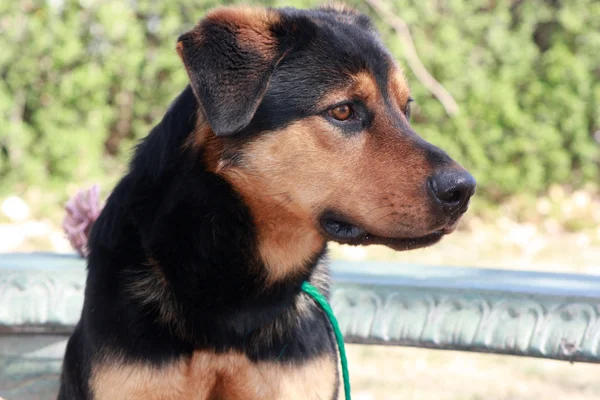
2,252,599,399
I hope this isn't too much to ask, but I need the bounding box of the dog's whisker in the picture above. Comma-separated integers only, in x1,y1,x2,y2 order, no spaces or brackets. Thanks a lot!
373,211,397,225
362,203,394,217
269,196,293,213
261,191,289,198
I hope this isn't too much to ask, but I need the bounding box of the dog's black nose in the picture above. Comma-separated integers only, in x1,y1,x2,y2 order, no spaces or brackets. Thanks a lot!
428,169,476,214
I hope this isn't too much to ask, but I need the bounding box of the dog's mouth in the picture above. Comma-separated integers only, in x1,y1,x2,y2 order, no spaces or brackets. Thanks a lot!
319,212,458,251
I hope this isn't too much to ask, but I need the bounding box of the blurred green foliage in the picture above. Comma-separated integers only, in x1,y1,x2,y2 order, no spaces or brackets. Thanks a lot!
1,0,599,200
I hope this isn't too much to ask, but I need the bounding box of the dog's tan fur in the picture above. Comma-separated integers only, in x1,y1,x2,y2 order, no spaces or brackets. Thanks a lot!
91,350,337,400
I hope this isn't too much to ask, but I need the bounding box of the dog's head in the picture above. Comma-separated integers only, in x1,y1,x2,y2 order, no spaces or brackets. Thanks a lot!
177,5,475,279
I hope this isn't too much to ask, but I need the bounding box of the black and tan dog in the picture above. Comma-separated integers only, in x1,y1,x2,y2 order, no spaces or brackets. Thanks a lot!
59,5,475,400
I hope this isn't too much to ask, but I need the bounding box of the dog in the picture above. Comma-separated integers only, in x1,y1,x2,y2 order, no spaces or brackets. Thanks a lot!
58,4,475,399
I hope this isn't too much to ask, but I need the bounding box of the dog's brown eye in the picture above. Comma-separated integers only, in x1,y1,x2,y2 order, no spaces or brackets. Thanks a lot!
328,104,353,121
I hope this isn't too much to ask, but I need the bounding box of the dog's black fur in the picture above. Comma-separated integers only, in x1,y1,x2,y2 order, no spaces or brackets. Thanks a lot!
59,5,474,399
59,82,336,398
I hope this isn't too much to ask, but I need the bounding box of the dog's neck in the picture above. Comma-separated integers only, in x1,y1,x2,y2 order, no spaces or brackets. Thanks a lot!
196,127,327,285
88,86,328,346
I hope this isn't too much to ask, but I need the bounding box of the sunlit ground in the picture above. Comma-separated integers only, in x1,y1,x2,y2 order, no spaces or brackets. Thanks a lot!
347,345,600,400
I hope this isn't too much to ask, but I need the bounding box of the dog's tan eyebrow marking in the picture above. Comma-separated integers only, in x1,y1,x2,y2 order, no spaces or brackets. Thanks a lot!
388,66,411,112
315,72,380,110
352,72,380,102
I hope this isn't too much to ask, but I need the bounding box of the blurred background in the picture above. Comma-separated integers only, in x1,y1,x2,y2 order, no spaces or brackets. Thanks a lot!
0,0,599,399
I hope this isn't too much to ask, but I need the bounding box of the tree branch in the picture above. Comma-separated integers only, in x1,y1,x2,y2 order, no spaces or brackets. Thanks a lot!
365,0,460,116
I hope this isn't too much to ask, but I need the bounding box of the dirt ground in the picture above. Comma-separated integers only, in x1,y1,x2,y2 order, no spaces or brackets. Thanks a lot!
347,345,600,400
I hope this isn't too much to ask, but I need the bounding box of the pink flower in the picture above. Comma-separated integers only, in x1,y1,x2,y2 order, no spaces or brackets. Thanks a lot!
63,184,103,257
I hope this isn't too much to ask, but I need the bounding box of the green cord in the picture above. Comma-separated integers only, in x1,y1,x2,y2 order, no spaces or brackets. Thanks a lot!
301,281,351,400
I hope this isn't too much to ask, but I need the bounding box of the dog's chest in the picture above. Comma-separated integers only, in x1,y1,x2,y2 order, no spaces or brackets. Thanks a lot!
90,350,338,400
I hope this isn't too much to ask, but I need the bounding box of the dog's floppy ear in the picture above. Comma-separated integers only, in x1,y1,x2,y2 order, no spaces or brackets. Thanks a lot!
177,7,292,136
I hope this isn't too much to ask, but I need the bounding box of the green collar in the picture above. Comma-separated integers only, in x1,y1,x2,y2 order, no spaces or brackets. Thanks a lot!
301,281,351,400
